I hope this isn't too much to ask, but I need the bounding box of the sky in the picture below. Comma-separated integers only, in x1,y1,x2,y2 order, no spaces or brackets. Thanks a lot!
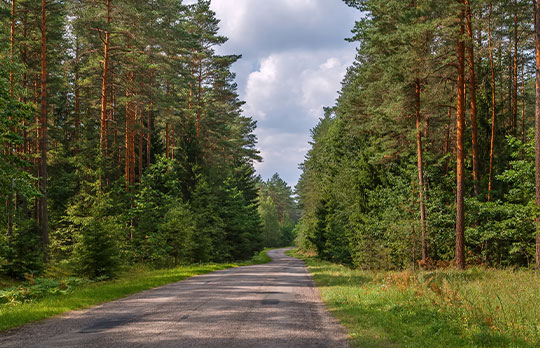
186,0,360,187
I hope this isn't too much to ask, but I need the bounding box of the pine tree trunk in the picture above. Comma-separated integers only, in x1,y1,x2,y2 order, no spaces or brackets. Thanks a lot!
7,191,13,239
10,0,15,98
444,107,451,175
74,41,80,147
139,114,143,181
534,0,540,270
165,123,170,159
170,127,175,160
513,0,519,135
522,64,526,143
197,59,202,138
7,0,16,238
456,6,466,270
415,80,428,263
100,0,111,156
147,105,151,167
465,0,479,196
40,0,49,262
125,88,131,189
488,0,497,202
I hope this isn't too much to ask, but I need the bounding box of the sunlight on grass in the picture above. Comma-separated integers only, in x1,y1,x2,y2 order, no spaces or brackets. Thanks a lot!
288,249,540,348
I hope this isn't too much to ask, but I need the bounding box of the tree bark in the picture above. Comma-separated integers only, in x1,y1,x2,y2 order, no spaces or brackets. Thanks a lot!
138,108,143,181
456,6,466,270
522,64,526,143
147,106,151,167
197,58,202,138
415,80,428,263
165,123,170,159
444,107,452,175
100,0,111,156
513,0,519,134
74,41,80,147
465,0,479,196
125,82,131,189
40,0,49,262
488,0,497,202
7,0,16,238
130,105,135,186
534,0,540,270
10,0,15,98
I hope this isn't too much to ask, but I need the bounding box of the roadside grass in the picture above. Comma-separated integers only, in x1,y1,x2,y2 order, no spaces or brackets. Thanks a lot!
0,248,273,332
287,249,540,348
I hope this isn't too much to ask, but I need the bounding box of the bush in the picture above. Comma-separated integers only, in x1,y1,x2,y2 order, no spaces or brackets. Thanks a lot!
72,217,120,279
3,220,44,278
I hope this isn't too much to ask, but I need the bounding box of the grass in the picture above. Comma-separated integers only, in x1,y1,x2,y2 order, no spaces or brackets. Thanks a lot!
0,249,273,332
287,249,540,348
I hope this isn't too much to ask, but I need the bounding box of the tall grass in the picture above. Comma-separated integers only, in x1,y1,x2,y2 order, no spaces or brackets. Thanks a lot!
289,249,540,348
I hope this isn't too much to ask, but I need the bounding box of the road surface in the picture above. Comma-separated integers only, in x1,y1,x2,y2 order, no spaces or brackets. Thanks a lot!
0,248,349,347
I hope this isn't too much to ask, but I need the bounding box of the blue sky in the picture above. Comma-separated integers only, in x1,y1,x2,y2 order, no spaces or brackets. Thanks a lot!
188,0,360,187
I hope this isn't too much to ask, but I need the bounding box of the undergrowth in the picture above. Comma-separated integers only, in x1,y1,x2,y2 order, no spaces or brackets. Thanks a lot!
289,249,540,348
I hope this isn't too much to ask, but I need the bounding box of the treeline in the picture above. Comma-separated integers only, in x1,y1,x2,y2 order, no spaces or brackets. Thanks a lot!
296,0,540,270
258,173,298,248
0,0,264,278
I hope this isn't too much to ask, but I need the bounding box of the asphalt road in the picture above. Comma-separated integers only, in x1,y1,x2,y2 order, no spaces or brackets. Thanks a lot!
0,248,349,348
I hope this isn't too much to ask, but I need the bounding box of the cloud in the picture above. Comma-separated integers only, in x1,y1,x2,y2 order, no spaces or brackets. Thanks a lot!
210,0,358,59
254,129,311,185
186,0,359,186
244,49,354,131
244,49,354,185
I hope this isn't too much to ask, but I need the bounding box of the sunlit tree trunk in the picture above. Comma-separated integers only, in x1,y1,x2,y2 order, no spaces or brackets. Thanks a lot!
534,0,540,270
74,41,80,148
10,0,15,98
465,0,479,196
165,123,170,160
522,64,526,143
513,0,519,134
138,108,143,181
7,0,16,239
147,105,151,167
40,0,49,262
100,0,111,156
125,81,131,189
488,0,497,201
197,58,203,138
415,80,428,263
456,5,466,270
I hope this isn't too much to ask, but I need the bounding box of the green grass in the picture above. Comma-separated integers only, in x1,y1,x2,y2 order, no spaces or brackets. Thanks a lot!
0,249,273,332
287,249,540,348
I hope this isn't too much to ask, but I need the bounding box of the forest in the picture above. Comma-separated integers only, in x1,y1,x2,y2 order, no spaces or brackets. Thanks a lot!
3,0,540,283
0,0,296,280
296,0,540,271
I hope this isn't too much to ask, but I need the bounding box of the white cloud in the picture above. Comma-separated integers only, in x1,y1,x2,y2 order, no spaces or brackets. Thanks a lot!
186,0,359,185
244,49,354,128
243,50,354,185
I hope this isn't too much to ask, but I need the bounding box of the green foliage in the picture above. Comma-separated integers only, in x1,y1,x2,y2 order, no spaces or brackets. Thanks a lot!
3,220,44,278
71,216,121,279
0,276,91,305
295,0,539,271
259,196,282,247
291,250,540,348
258,173,298,247
1,0,265,281
159,203,196,265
